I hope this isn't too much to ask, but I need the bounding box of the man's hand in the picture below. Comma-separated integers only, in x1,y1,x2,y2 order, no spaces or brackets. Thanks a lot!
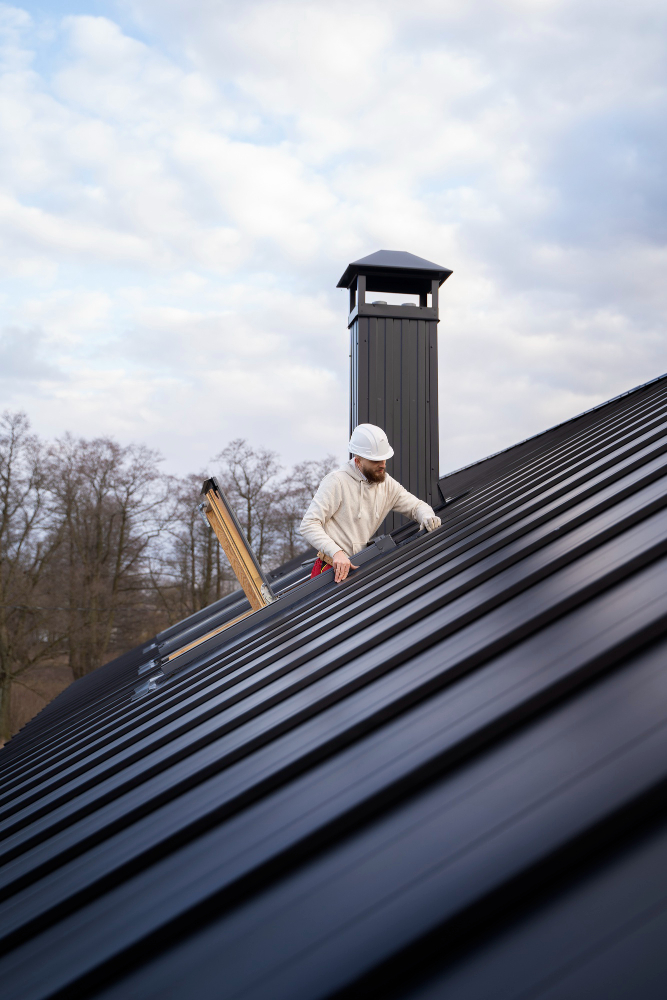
421,514,442,532
332,549,358,583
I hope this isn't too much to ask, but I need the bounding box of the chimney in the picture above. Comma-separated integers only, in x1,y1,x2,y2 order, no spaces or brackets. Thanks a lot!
337,250,452,532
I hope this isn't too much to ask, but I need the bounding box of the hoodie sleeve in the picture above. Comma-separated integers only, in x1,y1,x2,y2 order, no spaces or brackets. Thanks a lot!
388,480,434,524
299,474,345,560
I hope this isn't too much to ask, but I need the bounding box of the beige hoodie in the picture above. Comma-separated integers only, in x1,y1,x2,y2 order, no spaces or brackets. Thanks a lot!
300,459,435,561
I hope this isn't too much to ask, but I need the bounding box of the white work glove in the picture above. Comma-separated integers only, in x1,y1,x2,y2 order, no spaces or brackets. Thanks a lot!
421,514,441,532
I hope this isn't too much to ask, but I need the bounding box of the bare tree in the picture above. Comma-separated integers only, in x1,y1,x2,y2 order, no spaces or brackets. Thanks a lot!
0,413,64,742
212,439,283,565
271,455,338,563
0,418,340,743
47,435,170,679
149,473,235,623
211,441,338,569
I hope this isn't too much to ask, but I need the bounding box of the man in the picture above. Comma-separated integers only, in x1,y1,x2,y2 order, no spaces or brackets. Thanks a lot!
300,423,442,583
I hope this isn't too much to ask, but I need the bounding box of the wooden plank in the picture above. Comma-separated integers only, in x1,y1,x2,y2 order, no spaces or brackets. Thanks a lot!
165,610,254,662
203,483,271,612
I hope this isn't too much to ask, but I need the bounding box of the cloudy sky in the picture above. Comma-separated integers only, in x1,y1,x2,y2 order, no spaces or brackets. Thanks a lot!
1,0,665,477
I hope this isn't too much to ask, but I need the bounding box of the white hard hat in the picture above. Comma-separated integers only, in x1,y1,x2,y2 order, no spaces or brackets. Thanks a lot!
349,423,394,461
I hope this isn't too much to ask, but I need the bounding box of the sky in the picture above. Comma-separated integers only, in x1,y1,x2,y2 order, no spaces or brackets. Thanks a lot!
0,0,665,478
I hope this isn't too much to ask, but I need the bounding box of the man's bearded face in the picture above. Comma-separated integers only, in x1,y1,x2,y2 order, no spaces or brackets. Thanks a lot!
356,457,386,483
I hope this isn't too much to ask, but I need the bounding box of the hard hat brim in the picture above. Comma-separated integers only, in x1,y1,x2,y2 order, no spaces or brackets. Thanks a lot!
351,444,394,461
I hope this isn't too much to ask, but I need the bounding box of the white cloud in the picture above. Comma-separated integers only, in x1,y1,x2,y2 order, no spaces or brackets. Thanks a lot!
0,323,64,380
0,0,664,480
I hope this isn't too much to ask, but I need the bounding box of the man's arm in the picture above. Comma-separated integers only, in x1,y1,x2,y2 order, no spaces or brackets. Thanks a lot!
389,482,441,531
300,476,345,561
300,476,359,581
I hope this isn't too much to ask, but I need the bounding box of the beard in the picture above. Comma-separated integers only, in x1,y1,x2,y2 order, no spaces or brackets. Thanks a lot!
358,461,386,484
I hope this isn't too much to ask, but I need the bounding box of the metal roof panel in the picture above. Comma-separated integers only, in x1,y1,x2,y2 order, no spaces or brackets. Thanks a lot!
2,374,667,999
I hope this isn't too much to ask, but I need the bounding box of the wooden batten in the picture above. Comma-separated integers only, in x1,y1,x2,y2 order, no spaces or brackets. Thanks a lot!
200,478,275,612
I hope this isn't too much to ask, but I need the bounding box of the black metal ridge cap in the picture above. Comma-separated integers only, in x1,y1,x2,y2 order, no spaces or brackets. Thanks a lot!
133,534,397,696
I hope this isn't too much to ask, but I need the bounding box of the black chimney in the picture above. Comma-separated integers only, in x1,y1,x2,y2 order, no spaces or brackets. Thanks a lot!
337,249,452,531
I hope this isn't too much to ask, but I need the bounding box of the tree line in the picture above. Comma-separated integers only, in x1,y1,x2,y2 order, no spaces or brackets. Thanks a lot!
0,411,335,742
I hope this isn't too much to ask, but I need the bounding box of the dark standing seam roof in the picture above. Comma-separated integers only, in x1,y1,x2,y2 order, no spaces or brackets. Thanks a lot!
1,374,667,999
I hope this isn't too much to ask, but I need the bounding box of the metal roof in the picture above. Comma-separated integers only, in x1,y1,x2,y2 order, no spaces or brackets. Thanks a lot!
2,372,667,999
337,250,452,289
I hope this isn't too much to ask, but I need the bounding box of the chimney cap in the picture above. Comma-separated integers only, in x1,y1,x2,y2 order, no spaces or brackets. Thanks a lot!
337,249,452,291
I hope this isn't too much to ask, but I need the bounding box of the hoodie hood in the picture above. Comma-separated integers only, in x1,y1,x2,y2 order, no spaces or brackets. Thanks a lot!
342,458,367,483
342,458,379,519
